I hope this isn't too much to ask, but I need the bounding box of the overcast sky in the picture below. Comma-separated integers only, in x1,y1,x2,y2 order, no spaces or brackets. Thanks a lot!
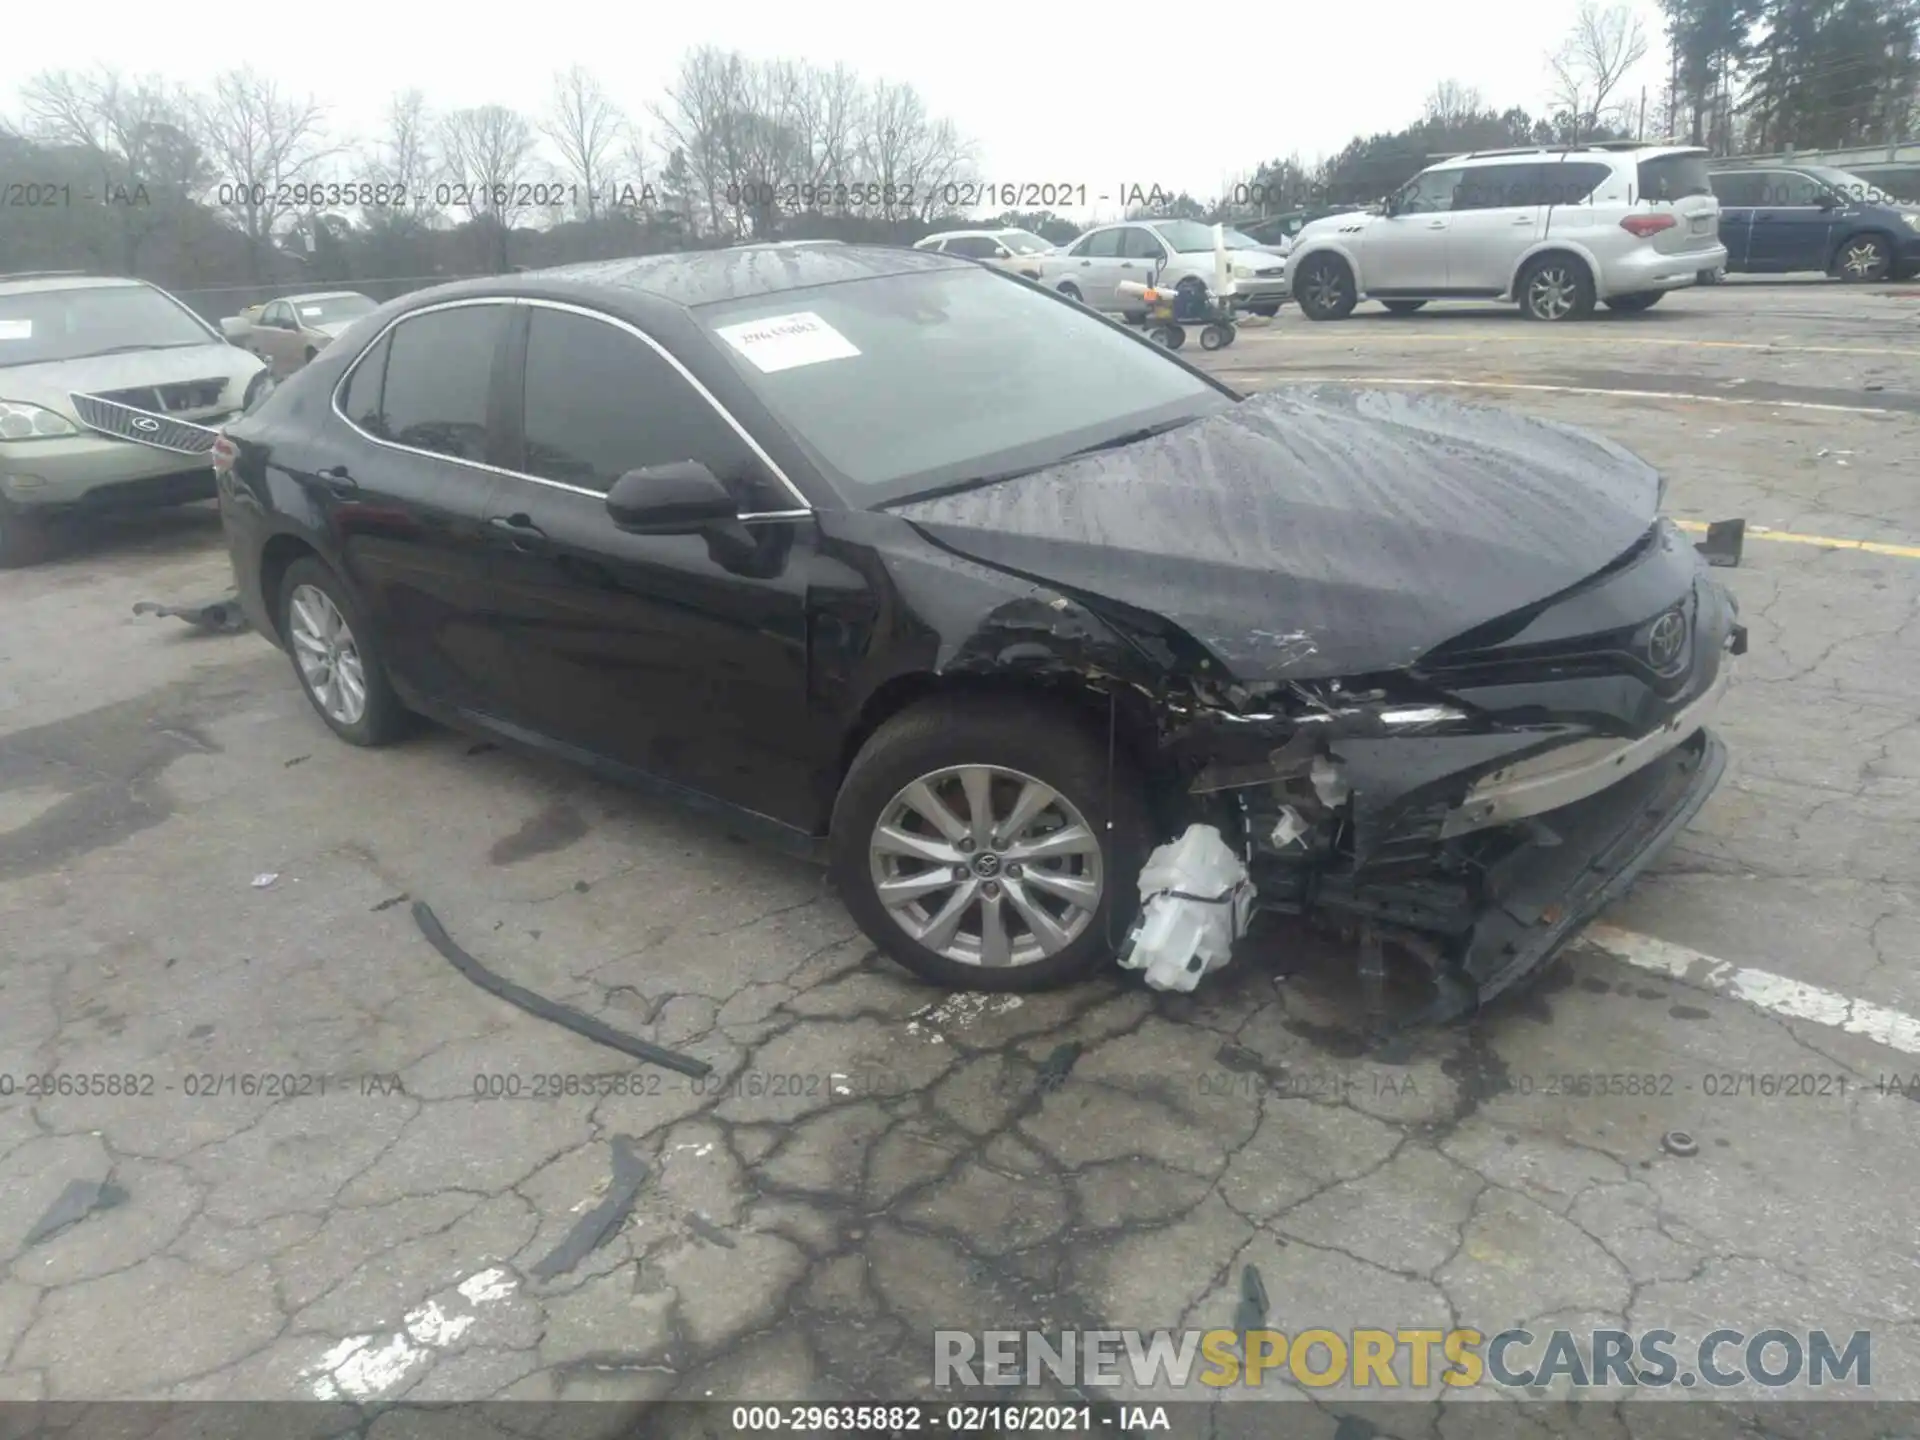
2,0,1674,220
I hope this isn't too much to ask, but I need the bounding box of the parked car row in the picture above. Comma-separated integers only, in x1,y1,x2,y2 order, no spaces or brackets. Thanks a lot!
221,290,379,377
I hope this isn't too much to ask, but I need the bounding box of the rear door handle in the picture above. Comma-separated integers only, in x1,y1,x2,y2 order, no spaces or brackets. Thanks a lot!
313,463,357,495
1427,220,1446,229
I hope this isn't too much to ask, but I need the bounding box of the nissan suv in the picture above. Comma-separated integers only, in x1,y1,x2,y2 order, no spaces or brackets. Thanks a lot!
1284,144,1727,322
0,272,267,565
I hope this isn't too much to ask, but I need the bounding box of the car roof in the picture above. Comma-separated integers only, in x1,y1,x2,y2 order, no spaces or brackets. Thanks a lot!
0,274,149,295
276,290,371,303
421,243,969,311
1444,144,1708,168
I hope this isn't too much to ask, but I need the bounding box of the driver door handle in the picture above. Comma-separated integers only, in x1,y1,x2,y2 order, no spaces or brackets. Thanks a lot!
1427,220,1446,228
488,513,547,550
313,463,357,495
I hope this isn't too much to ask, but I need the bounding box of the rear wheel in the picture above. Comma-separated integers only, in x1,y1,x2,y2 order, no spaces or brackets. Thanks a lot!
278,557,410,747
1518,254,1595,321
0,499,52,569
1199,323,1233,350
1057,282,1083,303
1146,323,1183,349
1604,291,1664,312
830,695,1152,992
1249,301,1281,317
1836,234,1892,282
1380,299,1427,315
1292,254,1356,321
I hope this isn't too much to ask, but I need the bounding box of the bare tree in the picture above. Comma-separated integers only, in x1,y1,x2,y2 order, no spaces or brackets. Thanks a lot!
543,66,623,220
17,68,210,268
1423,80,1487,128
858,78,976,224
1548,1,1650,142
650,46,753,239
439,104,540,269
192,67,331,279
359,88,439,230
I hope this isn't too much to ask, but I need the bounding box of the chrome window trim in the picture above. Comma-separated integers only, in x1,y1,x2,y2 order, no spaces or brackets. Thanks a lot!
329,293,814,518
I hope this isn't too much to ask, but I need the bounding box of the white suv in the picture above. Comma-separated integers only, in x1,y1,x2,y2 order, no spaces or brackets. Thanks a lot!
1285,144,1728,322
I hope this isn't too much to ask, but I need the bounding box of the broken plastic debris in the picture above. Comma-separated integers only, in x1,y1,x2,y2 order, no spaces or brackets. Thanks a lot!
251,872,280,889
1310,755,1350,807
132,596,250,633
531,1136,649,1279
1270,805,1310,850
1234,1264,1270,1334
1117,824,1254,993
23,1177,129,1248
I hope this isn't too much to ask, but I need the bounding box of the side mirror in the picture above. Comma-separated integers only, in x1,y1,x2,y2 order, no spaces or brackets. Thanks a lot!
606,460,738,534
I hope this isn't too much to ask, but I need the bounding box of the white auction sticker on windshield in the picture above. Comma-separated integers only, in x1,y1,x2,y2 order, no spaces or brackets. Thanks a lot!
0,319,32,340
714,312,858,373
300,306,323,317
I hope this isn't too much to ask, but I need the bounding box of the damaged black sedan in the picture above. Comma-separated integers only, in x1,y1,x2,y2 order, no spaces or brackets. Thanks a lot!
214,243,1744,1016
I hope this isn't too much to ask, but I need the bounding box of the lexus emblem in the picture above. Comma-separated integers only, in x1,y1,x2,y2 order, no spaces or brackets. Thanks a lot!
131,417,161,433
1646,610,1687,671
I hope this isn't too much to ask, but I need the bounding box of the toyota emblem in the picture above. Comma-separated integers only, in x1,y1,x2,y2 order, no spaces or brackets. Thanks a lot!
131,417,161,433
1646,609,1687,671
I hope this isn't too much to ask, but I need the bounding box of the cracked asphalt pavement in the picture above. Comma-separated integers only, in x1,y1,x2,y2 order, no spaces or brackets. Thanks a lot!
2,277,1918,1431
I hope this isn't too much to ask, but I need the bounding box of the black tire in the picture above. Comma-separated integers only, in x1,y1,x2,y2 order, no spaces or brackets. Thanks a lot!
1199,324,1231,351
1604,291,1664,312
277,556,410,747
1249,302,1281,317
1057,282,1083,303
1696,267,1722,285
1292,253,1356,320
1835,233,1892,283
1381,299,1427,314
1517,254,1595,321
0,499,52,569
830,695,1153,992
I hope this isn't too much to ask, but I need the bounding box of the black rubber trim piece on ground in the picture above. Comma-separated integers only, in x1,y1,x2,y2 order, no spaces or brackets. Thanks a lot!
411,901,712,1078
530,1136,650,1280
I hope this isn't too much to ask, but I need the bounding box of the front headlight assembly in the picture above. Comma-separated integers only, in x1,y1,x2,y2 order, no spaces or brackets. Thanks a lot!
0,401,79,440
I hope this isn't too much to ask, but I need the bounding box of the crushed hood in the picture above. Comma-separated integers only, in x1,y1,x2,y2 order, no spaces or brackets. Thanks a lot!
890,386,1660,683
0,343,261,415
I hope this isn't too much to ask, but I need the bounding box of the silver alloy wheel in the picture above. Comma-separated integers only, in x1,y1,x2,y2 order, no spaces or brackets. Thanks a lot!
868,764,1104,968
1525,265,1579,319
1300,261,1345,314
288,583,369,726
1839,239,1888,280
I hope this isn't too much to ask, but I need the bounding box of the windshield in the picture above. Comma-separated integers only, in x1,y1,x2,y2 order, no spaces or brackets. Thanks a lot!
294,294,376,324
997,231,1051,254
1803,167,1893,204
1638,153,1714,202
1148,219,1222,253
0,284,215,367
1221,228,1265,249
700,266,1232,505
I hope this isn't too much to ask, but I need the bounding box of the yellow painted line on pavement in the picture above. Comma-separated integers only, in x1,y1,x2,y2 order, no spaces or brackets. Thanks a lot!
1216,372,1905,418
1672,518,1920,560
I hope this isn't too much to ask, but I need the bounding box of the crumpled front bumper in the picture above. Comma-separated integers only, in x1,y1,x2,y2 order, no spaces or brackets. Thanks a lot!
1446,725,1726,1014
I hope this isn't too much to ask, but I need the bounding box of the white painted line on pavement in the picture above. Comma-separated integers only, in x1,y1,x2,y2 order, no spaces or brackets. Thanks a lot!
1217,373,1905,419
1586,924,1920,1056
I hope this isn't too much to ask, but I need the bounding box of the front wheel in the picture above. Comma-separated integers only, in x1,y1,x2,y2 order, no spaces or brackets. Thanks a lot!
1836,234,1892,282
278,557,411,747
1291,254,1356,320
1057,282,1084,303
1146,323,1183,349
831,696,1152,991
1518,255,1595,321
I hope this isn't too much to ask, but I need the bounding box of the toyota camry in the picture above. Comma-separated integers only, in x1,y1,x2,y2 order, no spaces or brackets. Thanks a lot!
214,243,1744,1017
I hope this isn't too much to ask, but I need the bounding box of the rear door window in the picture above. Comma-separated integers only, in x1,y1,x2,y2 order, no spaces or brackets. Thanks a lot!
1537,162,1612,205
1120,228,1168,260
1638,153,1713,202
1756,170,1827,207
373,303,509,463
